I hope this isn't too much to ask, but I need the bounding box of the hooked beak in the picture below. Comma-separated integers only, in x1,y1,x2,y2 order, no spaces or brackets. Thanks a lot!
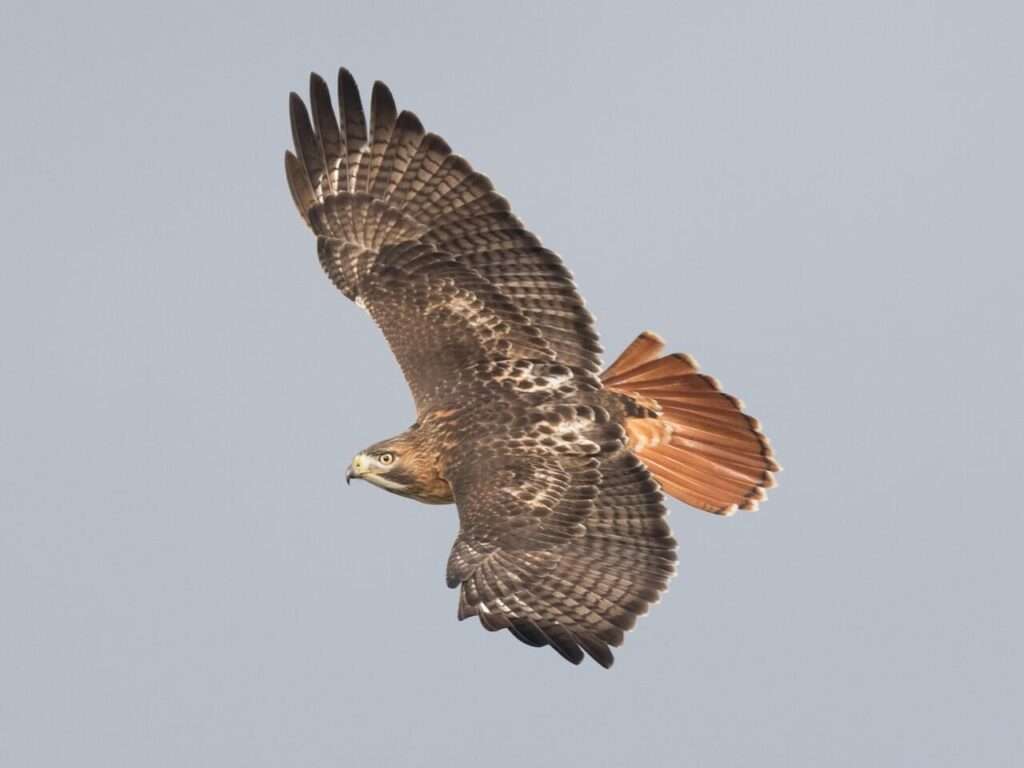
346,453,368,486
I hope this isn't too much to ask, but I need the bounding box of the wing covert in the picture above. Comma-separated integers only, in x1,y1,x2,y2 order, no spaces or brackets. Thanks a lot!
319,239,554,412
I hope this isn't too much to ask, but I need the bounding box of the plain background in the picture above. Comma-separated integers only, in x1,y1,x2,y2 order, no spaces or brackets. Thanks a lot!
2,1,1021,765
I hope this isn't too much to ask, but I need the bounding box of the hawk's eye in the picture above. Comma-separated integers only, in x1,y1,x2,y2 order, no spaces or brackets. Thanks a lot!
378,452,396,466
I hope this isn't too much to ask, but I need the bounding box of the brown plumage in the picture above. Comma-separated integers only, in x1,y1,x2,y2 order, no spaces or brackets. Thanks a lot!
286,68,779,667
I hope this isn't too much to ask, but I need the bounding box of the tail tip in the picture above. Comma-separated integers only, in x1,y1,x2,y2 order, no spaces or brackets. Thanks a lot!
638,329,666,345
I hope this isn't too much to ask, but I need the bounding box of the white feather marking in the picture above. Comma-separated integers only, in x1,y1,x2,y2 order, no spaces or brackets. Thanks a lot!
364,474,408,492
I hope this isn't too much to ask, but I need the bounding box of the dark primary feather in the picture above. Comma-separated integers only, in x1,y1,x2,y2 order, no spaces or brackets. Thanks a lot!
309,74,344,195
338,68,368,180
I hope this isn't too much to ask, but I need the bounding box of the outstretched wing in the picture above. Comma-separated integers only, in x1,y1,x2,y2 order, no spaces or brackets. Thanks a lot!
443,402,677,668
285,69,602,410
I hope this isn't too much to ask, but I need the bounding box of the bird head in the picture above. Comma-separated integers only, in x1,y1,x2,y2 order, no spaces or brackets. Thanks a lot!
346,440,416,496
345,431,453,504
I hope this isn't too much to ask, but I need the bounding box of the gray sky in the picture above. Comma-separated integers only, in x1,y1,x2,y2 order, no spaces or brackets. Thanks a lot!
2,1,1022,765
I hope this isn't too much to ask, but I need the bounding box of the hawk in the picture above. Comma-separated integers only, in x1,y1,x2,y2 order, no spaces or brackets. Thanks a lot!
284,68,778,667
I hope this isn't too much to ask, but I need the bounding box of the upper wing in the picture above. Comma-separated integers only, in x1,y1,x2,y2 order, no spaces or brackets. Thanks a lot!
443,402,677,668
285,69,603,405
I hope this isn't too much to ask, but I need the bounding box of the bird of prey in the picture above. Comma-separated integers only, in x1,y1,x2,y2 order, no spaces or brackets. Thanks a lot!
284,68,778,668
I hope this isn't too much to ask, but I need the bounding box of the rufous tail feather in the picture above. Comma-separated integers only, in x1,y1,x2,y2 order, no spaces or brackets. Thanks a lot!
602,331,779,515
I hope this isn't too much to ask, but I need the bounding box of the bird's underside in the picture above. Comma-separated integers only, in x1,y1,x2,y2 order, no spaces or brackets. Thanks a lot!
285,68,778,667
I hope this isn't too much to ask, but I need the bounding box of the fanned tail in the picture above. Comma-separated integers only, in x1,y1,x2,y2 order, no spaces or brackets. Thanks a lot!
602,332,779,515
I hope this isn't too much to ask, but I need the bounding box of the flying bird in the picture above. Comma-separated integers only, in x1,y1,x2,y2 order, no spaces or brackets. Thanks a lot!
285,68,778,668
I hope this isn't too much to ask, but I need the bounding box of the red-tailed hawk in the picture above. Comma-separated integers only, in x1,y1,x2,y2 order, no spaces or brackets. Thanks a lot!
285,68,778,667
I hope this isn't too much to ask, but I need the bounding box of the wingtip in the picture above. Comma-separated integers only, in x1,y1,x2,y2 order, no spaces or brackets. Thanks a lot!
372,79,395,102
338,66,359,95
395,109,425,136
288,92,309,135
309,72,331,109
